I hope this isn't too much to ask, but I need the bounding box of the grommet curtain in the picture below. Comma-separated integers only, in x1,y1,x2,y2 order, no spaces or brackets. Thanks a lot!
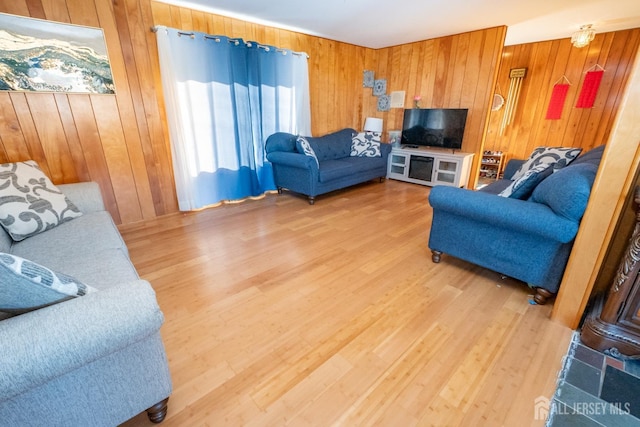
155,26,311,210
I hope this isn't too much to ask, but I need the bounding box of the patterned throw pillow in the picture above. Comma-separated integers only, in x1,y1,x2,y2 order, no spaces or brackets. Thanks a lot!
0,161,82,241
350,132,382,157
511,147,582,181
499,163,552,199
0,252,95,317
296,136,319,167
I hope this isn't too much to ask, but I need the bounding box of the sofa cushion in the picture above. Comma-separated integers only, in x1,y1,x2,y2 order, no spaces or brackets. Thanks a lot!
478,179,513,195
0,161,82,241
13,246,138,291
512,147,582,181
498,163,553,199
350,132,382,157
296,136,319,167
531,163,598,221
306,128,355,161
571,145,606,167
11,211,128,260
0,252,94,317
318,157,387,183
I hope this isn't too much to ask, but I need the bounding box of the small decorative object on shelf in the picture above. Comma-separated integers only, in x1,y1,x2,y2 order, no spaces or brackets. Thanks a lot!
388,130,401,147
479,150,504,180
413,95,421,108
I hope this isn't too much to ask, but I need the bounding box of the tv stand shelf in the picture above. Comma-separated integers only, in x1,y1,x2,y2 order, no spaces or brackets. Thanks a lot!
387,146,474,188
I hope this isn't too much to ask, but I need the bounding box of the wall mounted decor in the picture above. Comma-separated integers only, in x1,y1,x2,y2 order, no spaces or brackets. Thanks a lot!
576,65,605,108
390,91,405,108
373,79,387,96
0,12,115,94
545,76,571,120
491,83,504,111
363,70,374,88
499,67,527,135
377,94,390,112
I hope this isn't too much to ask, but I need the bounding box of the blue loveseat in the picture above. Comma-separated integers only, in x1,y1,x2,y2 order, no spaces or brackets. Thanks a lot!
427,145,605,304
265,128,391,204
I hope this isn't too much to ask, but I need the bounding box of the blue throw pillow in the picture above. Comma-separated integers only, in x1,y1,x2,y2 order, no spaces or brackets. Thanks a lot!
296,136,319,167
498,163,552,199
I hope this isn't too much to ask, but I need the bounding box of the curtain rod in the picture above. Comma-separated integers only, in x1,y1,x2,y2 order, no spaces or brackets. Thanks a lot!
151,25,309,58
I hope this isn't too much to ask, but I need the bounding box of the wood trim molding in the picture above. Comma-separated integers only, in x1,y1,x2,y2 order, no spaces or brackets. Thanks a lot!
552,45,640,328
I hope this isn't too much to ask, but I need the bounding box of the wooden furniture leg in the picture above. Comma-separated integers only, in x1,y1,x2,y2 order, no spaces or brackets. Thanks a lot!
533,288,555,305
431,250,442,263
146,398,169,424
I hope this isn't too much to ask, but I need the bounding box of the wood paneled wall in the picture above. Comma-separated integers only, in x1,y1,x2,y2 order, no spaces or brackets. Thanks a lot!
0,0,177,225
0,0,637,224
484,29,640,162
363,27,507,188
148,1,370,136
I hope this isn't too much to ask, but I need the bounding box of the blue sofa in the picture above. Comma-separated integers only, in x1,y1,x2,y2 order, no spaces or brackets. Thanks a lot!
427,145,605,304
265,128,391,204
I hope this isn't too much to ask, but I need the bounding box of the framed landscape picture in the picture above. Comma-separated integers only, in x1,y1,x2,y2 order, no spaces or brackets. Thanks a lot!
0,12,115,94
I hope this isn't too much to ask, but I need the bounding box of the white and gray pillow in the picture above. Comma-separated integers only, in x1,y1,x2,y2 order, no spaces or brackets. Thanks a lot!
296,136,319,167
350,132,382,157
511,147,582,181
0,161,82,241
0,252,94,317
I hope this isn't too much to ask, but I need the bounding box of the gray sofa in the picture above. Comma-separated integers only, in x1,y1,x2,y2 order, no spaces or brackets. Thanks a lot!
0,182,172,426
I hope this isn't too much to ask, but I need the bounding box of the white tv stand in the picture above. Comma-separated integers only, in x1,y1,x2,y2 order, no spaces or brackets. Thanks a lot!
387,146,474,188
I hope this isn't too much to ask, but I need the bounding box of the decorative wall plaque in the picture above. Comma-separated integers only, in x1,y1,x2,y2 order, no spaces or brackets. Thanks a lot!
363,70,374,88
373,79,387,96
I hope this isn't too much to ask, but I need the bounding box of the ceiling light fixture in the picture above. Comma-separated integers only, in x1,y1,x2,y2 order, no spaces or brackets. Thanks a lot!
571,24,596,48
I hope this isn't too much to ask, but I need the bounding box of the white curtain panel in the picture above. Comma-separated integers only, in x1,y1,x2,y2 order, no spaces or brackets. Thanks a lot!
155,26,311,210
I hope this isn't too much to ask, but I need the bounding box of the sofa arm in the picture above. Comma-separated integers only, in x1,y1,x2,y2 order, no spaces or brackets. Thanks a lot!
57,182,106,214
0,280,164,401
428,186,579,242
267,151,318,172
381,143,392,158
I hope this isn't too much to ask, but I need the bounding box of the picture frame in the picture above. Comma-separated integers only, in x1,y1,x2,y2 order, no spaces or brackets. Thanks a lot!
377,94,390,112
373,79,387,96
388,130,401,146
363,70,374,88
0,12,115,94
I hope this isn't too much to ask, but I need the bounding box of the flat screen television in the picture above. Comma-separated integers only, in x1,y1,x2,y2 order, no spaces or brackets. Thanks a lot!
400,108,468,150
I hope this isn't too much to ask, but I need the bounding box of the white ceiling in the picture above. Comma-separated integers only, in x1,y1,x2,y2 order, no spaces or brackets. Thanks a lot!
159,0,640,49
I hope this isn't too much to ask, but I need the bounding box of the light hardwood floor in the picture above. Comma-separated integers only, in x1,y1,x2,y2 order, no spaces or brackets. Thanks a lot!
120,179,573,427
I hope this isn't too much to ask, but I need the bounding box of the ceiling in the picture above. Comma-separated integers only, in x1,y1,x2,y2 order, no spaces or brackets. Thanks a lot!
159,0,640,49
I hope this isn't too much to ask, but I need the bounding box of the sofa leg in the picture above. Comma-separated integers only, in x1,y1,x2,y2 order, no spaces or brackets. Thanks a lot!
431,250,442,263
533,288,555,305
308,196,315,205
146,397,169,423
379,177,385,183
277,187,283,194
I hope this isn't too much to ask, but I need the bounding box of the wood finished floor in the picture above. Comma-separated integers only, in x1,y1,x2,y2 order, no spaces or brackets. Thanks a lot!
119,179,573,427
